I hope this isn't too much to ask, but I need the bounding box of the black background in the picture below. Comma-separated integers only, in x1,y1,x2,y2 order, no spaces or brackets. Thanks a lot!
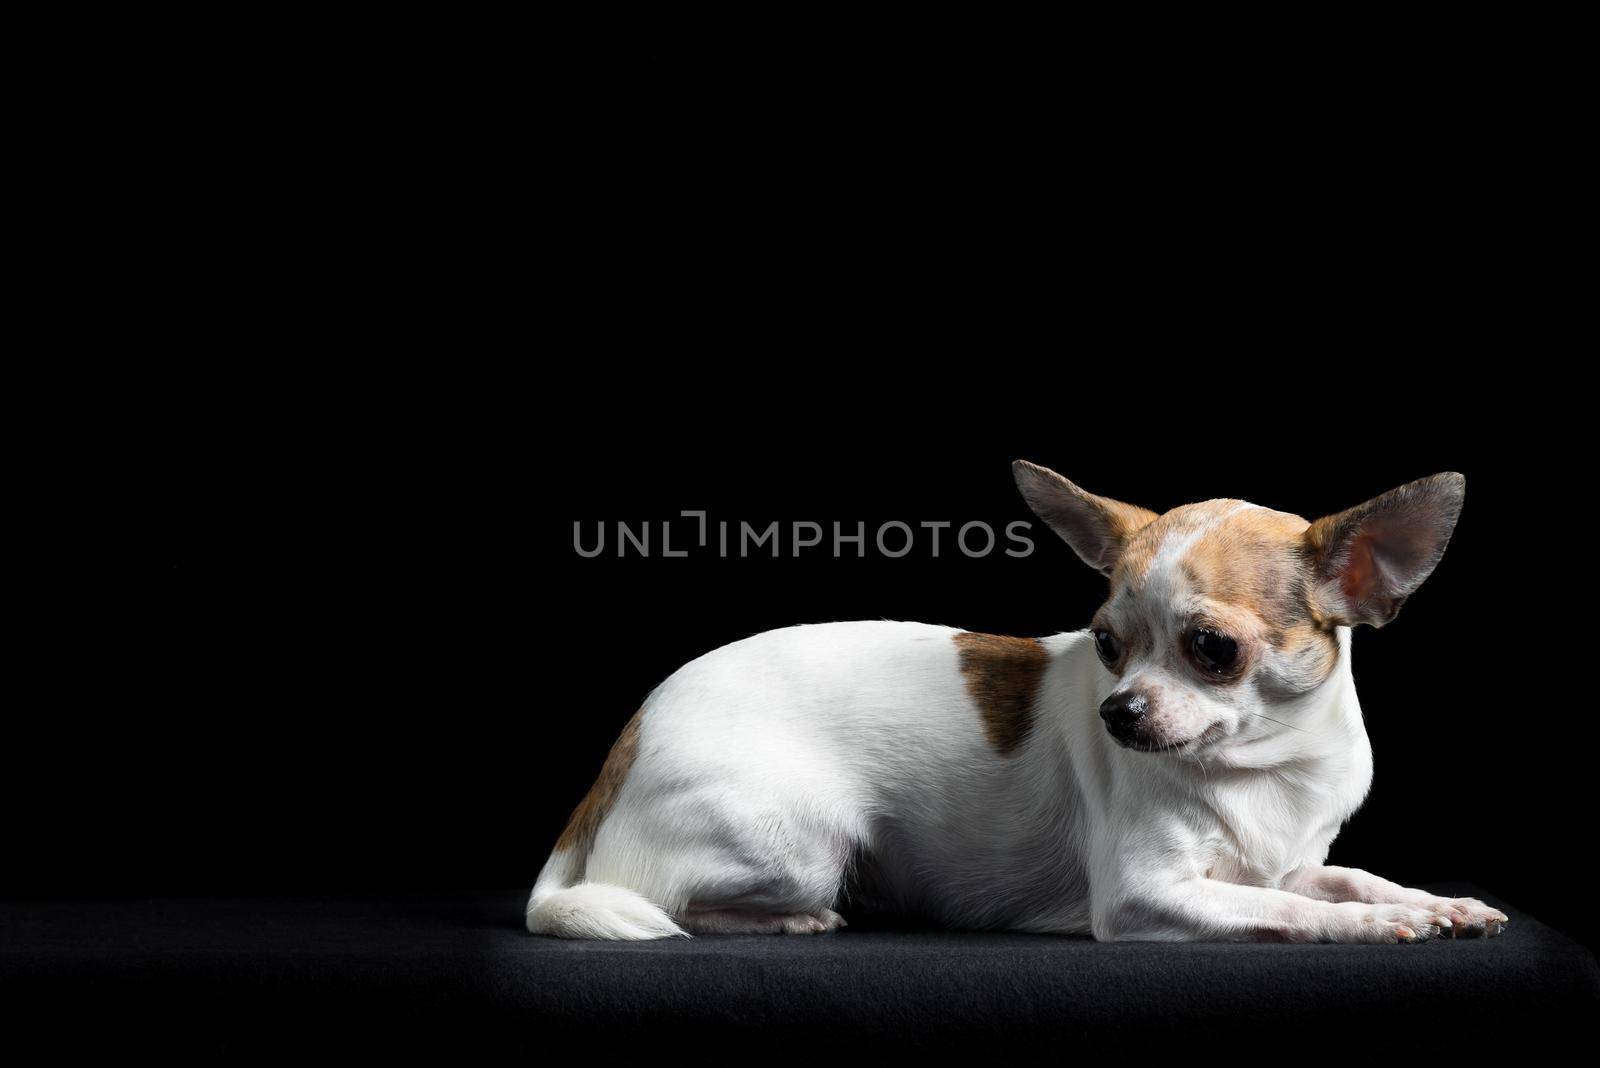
9,86,1590,957
17,383,1588,949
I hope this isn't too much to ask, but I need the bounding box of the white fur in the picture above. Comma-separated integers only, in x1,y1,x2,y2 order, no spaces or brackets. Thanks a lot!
526,882,687,940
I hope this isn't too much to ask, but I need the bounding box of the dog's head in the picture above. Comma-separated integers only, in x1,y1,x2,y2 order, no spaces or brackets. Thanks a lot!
1013,462,1465,755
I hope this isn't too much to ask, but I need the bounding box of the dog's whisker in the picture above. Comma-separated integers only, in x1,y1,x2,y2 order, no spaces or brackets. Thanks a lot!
1252,712,1310,734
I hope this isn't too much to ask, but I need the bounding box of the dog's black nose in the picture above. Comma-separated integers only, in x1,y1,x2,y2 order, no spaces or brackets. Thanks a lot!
1099,691,1149,737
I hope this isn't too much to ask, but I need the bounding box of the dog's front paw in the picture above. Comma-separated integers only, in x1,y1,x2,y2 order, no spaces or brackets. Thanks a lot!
1418,896,1509,938
1340,902,1454,943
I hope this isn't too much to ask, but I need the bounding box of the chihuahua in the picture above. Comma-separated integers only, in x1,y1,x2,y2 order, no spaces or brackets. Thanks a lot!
527,464,1505,942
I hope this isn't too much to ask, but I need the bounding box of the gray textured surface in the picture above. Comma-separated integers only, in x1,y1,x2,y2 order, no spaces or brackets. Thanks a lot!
4,883,1595,1054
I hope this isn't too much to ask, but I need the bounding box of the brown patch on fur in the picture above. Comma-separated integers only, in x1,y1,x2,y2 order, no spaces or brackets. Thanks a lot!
1270,621,1341,688
1115,502,1340,689
1179,507,1312,629
953,632,1050,756
1113,501,1256,586
1181,506,1339,686
554,707,645,874
1089,498,1162,572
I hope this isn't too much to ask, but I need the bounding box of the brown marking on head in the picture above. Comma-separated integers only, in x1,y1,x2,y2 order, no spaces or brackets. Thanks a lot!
554,707,645,875
1114,502,1340,689
1178,507,1312,626
1264,620,1341,692
1111,500,1235,587
1185,506,1342,686
1107,501,1257,583
953,631,1050,756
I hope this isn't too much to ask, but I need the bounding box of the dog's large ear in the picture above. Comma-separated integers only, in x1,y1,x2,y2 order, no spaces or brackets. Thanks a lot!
1305,472,1466,628
1013,461,1158,576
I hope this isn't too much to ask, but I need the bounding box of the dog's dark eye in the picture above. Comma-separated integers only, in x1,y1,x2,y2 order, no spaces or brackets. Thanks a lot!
1191,629,1238,672
1093,629,1121,665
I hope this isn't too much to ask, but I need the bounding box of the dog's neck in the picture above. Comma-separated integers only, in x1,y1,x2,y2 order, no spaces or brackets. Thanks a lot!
1152,628,1373,882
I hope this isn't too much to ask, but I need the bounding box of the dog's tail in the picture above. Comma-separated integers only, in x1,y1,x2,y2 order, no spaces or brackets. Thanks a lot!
527,704,686,940
524,850,685,940
525,881,687,940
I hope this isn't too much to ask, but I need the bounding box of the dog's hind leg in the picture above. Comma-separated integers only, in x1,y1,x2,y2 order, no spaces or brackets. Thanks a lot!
589,788,860,936
680,907,848,935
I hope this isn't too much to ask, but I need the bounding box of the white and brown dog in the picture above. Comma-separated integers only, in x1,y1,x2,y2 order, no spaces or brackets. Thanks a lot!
528,463,1506,942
